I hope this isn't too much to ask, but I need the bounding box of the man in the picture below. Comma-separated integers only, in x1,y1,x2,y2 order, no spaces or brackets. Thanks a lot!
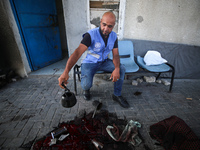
58,12,129,108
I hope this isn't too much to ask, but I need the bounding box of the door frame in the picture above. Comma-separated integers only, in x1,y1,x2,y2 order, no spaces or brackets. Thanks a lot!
9,0,34,71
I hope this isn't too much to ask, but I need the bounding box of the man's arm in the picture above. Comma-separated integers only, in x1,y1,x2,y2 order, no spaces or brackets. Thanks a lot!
58,43,88,89
110,48,120,82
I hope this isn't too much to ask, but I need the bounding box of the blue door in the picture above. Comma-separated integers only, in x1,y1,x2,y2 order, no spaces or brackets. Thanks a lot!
10,0,62,71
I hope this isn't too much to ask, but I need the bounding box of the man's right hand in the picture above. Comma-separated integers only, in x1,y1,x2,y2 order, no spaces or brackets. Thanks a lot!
58,73,69,89
58,43,88,89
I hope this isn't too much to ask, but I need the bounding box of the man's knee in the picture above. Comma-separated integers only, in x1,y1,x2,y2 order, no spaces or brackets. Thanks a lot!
120,64,126,74
81,75,93,90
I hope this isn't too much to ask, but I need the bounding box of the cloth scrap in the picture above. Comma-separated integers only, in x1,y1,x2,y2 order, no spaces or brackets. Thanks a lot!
149,115,200,150
106,120,142,146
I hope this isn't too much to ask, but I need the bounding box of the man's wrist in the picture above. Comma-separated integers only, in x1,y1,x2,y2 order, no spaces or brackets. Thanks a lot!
63,69,69,76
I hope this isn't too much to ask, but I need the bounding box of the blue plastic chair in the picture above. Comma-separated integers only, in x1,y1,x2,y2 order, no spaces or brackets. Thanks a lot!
109,40,139,73
136,55,175,92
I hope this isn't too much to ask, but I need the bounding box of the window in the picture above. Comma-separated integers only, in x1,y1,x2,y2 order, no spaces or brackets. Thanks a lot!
89,0,120,34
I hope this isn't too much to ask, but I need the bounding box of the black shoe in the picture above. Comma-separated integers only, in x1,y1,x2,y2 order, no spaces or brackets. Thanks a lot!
83,90,90,100
112,94,130,108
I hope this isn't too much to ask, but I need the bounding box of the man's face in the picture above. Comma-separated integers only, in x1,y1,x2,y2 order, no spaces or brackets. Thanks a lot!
100,15,115,37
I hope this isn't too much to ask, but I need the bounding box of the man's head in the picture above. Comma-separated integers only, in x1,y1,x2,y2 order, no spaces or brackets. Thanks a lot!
100,11,116,37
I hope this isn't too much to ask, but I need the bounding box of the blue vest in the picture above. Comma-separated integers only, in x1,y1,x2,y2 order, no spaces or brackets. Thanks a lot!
82,27,117,63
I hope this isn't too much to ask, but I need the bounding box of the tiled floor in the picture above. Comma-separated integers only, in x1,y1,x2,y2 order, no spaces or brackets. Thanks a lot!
29,57,68,75
0,58,200,149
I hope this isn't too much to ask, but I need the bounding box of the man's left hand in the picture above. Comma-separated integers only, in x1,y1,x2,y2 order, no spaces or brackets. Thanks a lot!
110,68,120,82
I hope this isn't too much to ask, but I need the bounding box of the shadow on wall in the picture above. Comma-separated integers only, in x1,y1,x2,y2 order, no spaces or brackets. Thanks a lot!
0,1,25,77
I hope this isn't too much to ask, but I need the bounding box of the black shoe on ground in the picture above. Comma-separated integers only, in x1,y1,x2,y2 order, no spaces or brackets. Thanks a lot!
112,94,129,108
83,90,90,100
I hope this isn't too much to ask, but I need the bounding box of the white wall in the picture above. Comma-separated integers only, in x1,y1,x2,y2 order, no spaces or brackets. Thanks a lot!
124,0,200,46
1,0,30,77
62,0,89,68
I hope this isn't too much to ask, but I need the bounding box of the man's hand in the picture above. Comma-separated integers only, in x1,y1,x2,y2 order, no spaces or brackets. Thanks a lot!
110,68,120,82
58,43,88,89
58,73,69,89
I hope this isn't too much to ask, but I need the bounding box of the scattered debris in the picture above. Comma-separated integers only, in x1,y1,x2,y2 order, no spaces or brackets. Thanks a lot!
161,79,170,86
134,91,142,96
136,78,143,83
143,76,156,83
0,69,20,88
22,110,142,149
51,126,67,139
91,139,104,150
106,120,142,146
132,76,170,87
156,79,162,84
58,134,69,141
132,80,138,86
92,100,102,118
49,138,57,146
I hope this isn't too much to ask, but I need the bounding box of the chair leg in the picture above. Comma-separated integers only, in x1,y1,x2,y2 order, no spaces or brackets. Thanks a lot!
156,73,161,80
73,66,78,95
77,67,81,81
169,70,175,92
73,64,81,95
155,71,174,92
167,63,175,92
